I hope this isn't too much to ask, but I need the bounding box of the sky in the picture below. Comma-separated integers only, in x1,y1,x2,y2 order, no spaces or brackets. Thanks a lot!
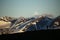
0,0,60,17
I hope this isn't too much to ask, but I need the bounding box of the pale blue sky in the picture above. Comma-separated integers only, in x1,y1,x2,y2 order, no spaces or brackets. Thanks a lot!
0,0,60,17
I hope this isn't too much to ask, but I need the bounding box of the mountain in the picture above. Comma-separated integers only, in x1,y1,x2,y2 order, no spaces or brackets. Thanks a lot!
0,15,60,35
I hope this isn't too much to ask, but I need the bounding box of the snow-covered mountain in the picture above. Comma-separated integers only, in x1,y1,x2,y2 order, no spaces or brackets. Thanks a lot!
0,15,60,34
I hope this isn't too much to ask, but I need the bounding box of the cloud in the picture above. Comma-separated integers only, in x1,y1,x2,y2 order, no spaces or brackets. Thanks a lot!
33,11,39,16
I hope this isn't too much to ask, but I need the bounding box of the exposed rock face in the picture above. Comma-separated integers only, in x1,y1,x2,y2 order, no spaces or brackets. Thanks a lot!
0,21,11,28
0,16,15,35
0,16,16,22
0,16,16,28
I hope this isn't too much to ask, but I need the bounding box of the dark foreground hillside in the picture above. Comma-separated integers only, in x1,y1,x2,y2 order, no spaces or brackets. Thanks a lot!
0,29,60,40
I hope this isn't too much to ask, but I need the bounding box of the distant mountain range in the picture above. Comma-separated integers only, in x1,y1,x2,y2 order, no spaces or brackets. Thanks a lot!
0,15,60,35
